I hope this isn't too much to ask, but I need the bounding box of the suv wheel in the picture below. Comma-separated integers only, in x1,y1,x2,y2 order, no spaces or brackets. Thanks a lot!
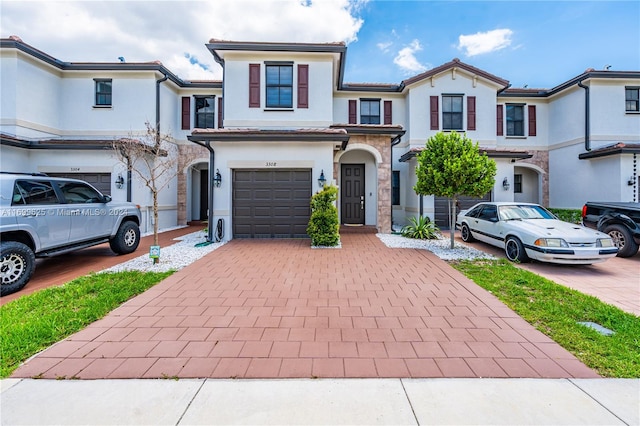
1,241,35,296
109,221,140,254
604,224,639,258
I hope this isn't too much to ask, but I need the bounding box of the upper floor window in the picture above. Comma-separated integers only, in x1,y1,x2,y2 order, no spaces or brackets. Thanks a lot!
360,99,381,124
195,96,215,128
626,87,639,112
506,104,524,136
94,79,112,106
266,63,293,108
442,95,463,130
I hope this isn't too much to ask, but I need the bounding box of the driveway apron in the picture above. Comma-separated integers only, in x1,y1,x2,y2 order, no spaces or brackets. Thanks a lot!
11,233,599,379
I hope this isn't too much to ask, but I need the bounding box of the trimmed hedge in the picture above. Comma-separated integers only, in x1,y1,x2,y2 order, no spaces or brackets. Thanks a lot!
307,185,340,246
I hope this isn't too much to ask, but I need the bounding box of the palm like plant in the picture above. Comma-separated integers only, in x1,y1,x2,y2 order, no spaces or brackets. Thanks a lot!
401,216,440,240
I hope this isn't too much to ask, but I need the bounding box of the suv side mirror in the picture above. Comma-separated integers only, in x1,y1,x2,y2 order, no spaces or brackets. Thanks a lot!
102,195,112,203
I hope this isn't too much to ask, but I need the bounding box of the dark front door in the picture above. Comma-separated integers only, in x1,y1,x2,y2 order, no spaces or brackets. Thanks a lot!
199,170,209,221
341,164,365,225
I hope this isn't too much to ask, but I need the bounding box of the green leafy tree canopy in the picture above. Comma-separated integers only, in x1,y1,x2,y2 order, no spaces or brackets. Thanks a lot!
414,131,496,248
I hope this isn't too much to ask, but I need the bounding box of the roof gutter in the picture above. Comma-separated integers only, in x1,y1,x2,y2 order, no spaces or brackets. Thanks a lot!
578,79,590,151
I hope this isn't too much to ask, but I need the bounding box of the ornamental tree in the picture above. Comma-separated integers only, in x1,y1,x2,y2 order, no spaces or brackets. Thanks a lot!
414,131,496,248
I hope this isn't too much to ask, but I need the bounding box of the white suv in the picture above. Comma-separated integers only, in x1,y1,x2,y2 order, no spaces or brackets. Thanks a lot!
1,172,142,296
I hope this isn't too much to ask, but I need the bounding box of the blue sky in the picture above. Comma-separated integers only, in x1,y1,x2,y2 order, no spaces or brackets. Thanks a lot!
1,0,638,89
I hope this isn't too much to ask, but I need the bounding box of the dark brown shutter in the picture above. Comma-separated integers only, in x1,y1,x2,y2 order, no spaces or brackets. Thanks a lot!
181,97,190,130
528,105,537,136
384,100,392,125
297,64,309,109
348,99,357,124
217,97,223,129
496,104,504,136
430,96,439,130
249,63,260,108
467,96,476,131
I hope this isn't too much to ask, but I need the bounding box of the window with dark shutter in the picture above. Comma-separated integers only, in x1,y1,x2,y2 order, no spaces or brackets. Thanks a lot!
249,63,260,108
442,95,463,130
496,104,504,136
384,100,392,125
195,96,215,128
467,96,476,131
528,105,536,136
430,96,439,130
217,97,223,128
348,100,357,124
360,99,380,124
297,64,308,109
506,104,524,136
181,97,190,130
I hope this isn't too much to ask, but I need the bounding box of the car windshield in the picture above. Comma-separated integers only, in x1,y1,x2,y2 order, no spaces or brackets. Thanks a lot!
498,205,555,220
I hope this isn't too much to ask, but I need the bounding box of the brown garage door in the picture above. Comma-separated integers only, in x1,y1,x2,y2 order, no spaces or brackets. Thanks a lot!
233,169,311,238
435,193,491,229
48,173,111,195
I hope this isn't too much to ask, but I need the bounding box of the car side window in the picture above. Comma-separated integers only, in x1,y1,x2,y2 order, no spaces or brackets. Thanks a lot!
465,205,484,218
15,180,60,205
58,181,103,204
477,204,498,221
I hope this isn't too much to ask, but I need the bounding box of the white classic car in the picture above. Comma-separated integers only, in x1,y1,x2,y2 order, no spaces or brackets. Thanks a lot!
456,202,618,264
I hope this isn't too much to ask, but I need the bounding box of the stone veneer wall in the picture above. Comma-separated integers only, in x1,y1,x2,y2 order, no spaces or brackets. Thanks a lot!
340,134,392,233
519,150,549,207
177,144,209,225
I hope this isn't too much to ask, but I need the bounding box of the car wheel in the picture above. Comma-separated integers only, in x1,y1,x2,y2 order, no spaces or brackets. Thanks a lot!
505,236,529,263
460,223,475,242
109,221,140,254
604,224,639,258
1,241,36,296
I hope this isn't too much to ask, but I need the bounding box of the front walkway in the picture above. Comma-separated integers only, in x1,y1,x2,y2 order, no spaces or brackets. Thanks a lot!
12,234,598,379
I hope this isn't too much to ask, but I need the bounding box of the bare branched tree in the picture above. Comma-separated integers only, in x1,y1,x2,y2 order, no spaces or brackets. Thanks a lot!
113,121,194,263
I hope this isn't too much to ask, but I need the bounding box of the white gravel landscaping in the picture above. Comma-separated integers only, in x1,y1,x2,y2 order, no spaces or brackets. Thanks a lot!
376,233,496,261
100,230,225,273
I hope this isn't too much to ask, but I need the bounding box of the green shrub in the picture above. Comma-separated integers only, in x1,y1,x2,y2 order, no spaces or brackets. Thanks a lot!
548,208,582,224
307,185,340,246
401,216,440,239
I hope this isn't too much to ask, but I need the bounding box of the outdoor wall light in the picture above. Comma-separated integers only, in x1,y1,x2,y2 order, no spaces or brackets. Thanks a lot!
213,169,222,188
502,177,510,191
318,170,327,188
628,176,636,186
115,173,125,189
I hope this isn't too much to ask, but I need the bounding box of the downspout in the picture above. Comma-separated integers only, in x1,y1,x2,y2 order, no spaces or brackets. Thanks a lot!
578,80,590,151
126,157,132,202
390,134,403,232
155,72,169,141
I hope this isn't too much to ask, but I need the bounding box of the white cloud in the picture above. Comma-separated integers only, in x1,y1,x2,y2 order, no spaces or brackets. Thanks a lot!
393,39,427,74
0,0,366,80
457,29,513,57
377,41,392,53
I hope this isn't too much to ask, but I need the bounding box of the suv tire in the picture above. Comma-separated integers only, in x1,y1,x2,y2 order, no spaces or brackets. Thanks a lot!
1,241,36,296
604,224,639,258
109,221,140,254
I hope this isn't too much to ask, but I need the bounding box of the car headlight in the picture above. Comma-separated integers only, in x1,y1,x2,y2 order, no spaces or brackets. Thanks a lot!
596,238,614,248
534,238,569,248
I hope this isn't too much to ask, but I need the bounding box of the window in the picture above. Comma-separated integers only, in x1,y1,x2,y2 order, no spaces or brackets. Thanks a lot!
266,64,293,108
360,99,380,124
514,174,523,194
58,181,103,203
442,95,463,130
392,171,400,205
478,204,498,222
626,87,639,112
506,104,524,136
14,180,60,205
94,79,112,106
195,96,215,128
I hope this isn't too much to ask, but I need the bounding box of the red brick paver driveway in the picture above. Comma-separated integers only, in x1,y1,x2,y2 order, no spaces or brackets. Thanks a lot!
12,233,598,380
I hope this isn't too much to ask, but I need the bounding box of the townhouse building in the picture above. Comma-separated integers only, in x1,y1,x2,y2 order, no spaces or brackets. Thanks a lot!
1,36,638,239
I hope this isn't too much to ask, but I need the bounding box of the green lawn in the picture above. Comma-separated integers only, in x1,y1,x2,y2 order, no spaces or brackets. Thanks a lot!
451,259,640,378
0,271,172,378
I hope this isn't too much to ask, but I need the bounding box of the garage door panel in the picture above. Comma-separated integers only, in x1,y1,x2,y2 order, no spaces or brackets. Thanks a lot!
48,173,111,196
435,193,491,228
233,169,311,238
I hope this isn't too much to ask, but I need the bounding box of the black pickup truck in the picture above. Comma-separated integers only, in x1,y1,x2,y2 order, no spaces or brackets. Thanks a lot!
582,202,640,257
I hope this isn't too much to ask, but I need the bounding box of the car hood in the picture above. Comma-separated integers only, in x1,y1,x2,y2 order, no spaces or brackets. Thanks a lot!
508,219,607,242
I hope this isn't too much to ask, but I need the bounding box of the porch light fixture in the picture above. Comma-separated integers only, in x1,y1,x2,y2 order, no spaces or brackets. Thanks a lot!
318,170,327,188
115,173,125,189
213,169,222,188
502,177,510,191
628,176,635,186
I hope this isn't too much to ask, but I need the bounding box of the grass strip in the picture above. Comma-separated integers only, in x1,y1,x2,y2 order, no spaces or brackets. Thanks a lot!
451,259,640,378
0,271,172,378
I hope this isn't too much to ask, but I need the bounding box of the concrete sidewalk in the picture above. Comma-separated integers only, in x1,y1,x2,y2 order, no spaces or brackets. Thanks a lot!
2,378,638,425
